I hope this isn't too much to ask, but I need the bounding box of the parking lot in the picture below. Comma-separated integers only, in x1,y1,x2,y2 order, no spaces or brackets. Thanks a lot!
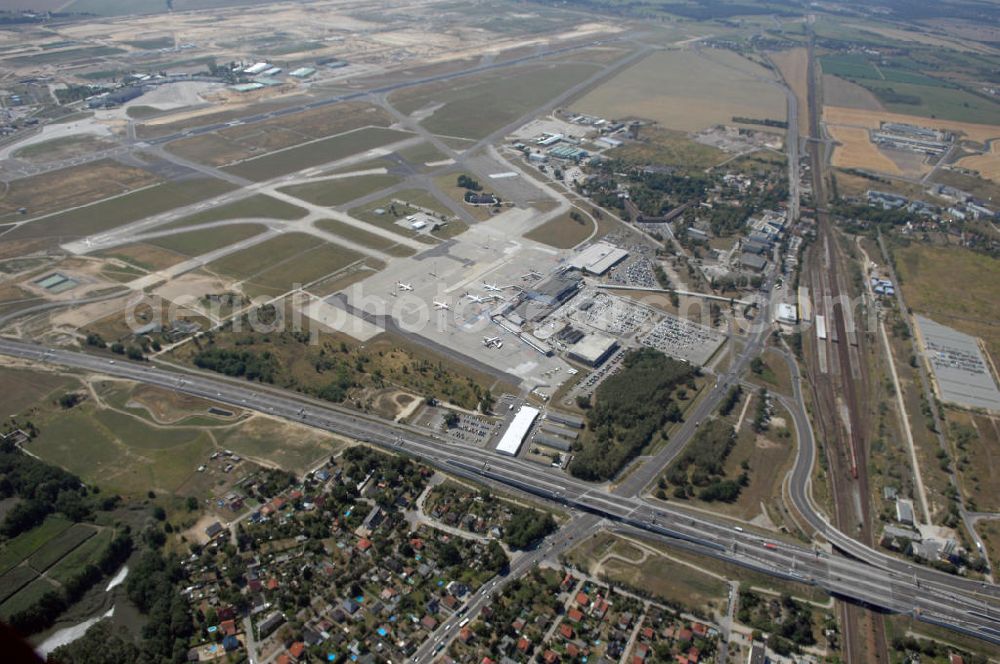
639,314,725,365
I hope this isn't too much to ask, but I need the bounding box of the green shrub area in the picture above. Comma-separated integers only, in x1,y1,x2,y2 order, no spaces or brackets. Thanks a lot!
569,349,695,481
661,419,744,502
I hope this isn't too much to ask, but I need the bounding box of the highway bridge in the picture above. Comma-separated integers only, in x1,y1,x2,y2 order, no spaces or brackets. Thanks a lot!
1,337,999,646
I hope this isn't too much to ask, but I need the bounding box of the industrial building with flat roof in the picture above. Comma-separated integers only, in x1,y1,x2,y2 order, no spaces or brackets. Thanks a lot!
495,406,540,456
569,241,629,276
533,433,572,451
569,332,619,367
776,303,798,325
546,410,584,428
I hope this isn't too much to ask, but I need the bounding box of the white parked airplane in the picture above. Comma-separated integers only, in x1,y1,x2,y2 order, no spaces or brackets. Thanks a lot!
396,282,413,291
433,301,450,310
483,336,503,349
482,282,503,292
463,292,492,304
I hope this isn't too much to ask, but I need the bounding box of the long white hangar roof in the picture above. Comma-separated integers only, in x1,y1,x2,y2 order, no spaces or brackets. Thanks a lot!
495,406,540,456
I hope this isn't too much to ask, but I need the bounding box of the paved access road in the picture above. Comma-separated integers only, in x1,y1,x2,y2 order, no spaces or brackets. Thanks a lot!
3,338,1000,646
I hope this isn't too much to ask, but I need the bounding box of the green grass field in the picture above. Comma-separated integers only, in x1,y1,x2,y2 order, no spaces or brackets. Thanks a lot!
205,232,366,296
147,223,268,257
48,529,113,585
0,566,38,604
395,141,450,171
7,178,236,242
314,218,416,256
223,128,413,181
392,62,601,139
0,516,73,575
861,80,1000,124
212,416,344,473
246,242,366,297
0,576,59,619
163,194,306,230
26,523,96,572
0,367,75,418
278,174,402,207
893,242,1000,363
820,54,881,80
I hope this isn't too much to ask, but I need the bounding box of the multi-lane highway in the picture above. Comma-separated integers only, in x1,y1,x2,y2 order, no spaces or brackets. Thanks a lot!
2,337,999,647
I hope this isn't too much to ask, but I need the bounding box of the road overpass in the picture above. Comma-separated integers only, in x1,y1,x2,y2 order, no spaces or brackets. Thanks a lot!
1,337,999,646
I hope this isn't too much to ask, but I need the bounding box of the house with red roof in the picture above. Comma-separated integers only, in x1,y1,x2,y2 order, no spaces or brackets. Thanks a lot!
575,591,590,607
559,623,574,639
288,641,305,661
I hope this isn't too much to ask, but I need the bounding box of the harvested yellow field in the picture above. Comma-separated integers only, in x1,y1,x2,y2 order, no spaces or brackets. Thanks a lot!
573,49,786,131
770,48,809,134
958,141,1000,183
823,105,1000,143
827,124,901,175
844,23,997,54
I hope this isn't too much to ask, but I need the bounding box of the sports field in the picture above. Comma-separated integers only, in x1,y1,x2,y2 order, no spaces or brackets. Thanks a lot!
222,127,414,181
573,49,785,131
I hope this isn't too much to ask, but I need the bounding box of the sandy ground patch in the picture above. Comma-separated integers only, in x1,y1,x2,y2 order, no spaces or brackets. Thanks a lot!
151,272,233,310
827,124,901,175
958,141,1000,183
822,74,884,112
824,105,1000,143
0,117,114,160
49,292,137,330
183,514,223,546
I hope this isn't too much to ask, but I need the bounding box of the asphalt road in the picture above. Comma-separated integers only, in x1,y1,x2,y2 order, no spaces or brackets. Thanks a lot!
2,338,999,647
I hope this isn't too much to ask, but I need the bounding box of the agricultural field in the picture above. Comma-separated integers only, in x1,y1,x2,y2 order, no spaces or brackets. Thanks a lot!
821,74,884,111
573,49,785,132
222,127,414,181
892,241,1000,363
769,48,809,134
957,142,1000,183
523,210,593,249
0,160,159,222
823,106,1000,143
391,62,602,139
278,174,402,207
0,516,73,575
827,124,902,176
162,194,307,230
